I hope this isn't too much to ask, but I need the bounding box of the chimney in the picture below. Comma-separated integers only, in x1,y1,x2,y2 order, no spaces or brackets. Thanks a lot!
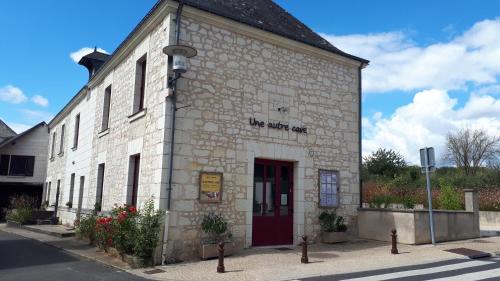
78,47,110,80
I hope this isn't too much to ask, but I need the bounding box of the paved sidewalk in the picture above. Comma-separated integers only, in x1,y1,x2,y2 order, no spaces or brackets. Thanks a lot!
3,223,500,281
130,238,500,281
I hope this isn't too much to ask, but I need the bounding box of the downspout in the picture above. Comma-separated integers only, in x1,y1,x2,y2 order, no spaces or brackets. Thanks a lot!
162,0,183,265
358,63,364,208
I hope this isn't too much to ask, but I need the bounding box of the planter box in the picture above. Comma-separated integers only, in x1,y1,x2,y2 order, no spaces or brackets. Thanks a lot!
199,242,234,260
6,220,22,228
123,254,153,269
321,231,348,243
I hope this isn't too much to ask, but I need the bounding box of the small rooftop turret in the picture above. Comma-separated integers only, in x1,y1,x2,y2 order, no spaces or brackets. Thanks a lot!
78,47,110,80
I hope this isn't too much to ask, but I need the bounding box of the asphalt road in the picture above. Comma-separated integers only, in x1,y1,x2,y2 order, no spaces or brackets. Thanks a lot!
0,230,150,281
299,256,500,281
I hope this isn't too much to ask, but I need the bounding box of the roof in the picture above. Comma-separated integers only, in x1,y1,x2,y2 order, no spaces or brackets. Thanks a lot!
179,0,369,64
0,119,17,137
0,122,47,150
78,50,110,65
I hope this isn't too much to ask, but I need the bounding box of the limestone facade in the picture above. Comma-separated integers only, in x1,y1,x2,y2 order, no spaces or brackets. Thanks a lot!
45,1,364,261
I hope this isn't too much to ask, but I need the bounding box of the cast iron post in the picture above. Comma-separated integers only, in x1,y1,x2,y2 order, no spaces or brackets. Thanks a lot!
391,229,398,254
217,242,225,273
301,235,309,263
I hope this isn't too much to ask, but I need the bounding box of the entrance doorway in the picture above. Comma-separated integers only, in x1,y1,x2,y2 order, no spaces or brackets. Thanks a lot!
252,159,293,246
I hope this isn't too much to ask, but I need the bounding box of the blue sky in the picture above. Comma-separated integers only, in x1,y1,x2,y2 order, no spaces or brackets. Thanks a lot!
1,0,499,163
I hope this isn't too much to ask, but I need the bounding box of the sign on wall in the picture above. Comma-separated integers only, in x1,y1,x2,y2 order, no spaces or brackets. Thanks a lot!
318,170,339,208
199,172,223,203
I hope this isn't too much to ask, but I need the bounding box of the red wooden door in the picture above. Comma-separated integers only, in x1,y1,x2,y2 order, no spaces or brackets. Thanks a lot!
252,159,293,246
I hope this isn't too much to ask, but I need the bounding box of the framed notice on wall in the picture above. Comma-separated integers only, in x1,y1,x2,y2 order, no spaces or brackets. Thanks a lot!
199,172,223,203
318,170,339,208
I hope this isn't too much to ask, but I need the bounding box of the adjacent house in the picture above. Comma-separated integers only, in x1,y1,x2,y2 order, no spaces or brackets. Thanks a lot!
45,0,368,261
0,121,49,219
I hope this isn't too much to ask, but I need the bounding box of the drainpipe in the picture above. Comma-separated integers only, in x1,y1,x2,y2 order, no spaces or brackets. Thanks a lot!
358,63,363,209
162,0,184,265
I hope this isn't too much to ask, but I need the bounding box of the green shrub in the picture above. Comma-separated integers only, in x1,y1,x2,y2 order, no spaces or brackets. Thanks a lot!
75,214,97,243
439,180,462,210
318,211,347,232
5,195,36,224
111,205,138,255
201,212,228,243
369,194,396,208
133,200,163,260
402,195,416,209
95,216,114,250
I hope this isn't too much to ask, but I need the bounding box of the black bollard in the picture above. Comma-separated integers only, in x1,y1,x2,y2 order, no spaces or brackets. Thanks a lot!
301,235,309,264
217,241,225,273
391,229,398,254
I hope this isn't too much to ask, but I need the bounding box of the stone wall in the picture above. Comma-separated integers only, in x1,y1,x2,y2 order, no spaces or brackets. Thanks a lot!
165,12,361,260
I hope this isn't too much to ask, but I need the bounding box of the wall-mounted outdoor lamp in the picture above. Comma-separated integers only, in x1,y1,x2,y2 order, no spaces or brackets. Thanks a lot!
163,44,197,96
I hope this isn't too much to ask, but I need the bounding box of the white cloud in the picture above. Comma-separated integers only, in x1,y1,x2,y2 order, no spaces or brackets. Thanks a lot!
321,18,500,93
0,85,28,104
7,122,31,134
31,95,49,107
20,109,53,123
70,47,109,63
363,89,500,164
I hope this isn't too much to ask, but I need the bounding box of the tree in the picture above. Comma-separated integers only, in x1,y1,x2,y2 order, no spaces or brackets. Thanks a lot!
445,128,500,176
363,148,407,178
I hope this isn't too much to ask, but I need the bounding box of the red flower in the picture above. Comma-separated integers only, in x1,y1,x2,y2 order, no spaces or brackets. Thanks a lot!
128,206,137,213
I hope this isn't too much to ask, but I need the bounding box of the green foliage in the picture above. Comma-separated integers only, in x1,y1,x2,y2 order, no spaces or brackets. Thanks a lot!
133,200,163,259
363,148,407,178
5,195,36,224
318,211,347,232
439,180,462,210
201,213,228,243
75,214,97,242
111,205,138,255
402,195,416,209
369,194,396,208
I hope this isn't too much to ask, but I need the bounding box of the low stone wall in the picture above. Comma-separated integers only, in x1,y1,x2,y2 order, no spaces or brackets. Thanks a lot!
480,211,500,228
358,189,480,244
358,208,480,244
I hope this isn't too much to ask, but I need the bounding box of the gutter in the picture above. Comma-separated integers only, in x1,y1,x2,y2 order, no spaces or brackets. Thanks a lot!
162,0,184,265
358,62,366,208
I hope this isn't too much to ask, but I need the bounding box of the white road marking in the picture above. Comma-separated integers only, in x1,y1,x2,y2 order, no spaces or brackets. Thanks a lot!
339,260,493,281
428,267,500,280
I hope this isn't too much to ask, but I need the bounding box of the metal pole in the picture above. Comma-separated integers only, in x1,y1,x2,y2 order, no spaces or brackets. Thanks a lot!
424,148,436,245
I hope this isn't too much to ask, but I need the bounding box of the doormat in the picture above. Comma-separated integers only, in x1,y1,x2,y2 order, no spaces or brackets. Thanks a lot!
444,248,492,259
274,247,293,251
144,269,166,275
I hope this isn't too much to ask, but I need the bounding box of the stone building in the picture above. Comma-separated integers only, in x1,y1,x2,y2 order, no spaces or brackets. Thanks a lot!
0,121,49,218
44,0,368,261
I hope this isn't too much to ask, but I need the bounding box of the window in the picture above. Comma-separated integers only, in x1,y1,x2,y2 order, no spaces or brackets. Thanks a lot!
128,155,141,206
101,85,112,131
47,182,51,203
0,155,35,176
133,55,147,113
51,132,56,158
318,170,339,208
59,125,65,154
68,173,75,208
56,179,61,207
73,114,80,149
95,164,105,212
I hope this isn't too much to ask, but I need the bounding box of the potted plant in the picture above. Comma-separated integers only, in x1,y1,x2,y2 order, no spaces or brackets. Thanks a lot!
199,213,233,259
319,211,348,243
66,201,73,209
